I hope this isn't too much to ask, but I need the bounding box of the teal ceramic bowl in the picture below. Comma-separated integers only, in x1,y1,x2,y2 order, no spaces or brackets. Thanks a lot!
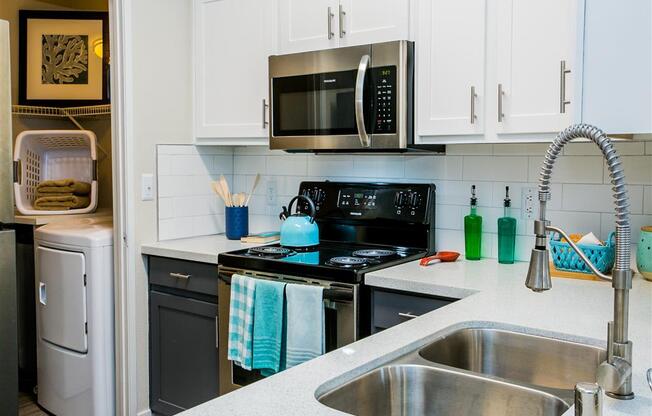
636,226,652,281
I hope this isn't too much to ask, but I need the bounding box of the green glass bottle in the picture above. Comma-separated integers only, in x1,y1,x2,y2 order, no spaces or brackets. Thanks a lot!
497,186,517,264
464,185,482,260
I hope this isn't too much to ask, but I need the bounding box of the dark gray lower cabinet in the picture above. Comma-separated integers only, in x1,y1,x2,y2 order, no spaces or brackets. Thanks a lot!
149,290,219,415
371,288,457,334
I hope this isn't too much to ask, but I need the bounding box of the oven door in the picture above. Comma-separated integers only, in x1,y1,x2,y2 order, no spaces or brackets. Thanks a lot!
217,267,357,395
269,41,410,151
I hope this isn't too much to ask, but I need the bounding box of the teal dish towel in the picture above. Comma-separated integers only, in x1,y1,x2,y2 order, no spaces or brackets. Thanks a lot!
227,274,256,370
285,283,325,369
252,279,286,376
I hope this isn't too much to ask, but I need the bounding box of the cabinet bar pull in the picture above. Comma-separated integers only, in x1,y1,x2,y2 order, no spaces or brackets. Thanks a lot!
169,272,191,280
327,7,334,40
470,86,477,124
262,98,269,128
339,5,346,38
560,60,571,113
398,312,418,320
497,83,505,122
215,316,219,349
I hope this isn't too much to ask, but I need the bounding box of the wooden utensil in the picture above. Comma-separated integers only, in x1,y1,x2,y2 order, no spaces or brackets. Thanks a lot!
211,181,228,206
219,175,232,207
419,251,460,266
244,173,260,207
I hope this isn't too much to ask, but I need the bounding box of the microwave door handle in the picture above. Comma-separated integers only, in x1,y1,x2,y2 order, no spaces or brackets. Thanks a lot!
354,54,371,148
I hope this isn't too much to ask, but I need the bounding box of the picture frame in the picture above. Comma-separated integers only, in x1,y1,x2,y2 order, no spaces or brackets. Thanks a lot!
18,10,110,107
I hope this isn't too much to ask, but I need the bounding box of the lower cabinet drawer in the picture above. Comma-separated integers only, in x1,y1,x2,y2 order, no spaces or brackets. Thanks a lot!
372,288,455,332
149,256,217,297
149,290,219,415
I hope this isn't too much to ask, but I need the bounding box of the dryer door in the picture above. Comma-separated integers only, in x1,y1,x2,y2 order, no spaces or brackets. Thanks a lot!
36,246,88,353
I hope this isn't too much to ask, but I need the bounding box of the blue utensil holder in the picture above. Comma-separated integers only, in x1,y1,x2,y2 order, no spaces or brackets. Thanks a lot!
225,207,249,240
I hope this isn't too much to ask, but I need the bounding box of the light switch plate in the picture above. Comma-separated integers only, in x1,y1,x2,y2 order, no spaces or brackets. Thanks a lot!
266,179,277,207
141,173,154,201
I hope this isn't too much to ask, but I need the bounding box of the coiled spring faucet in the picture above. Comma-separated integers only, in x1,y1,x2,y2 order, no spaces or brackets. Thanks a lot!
525,124,634,400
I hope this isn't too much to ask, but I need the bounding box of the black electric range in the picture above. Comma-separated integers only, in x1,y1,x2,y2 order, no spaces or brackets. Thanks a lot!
218,242,428,284
217,181,436,346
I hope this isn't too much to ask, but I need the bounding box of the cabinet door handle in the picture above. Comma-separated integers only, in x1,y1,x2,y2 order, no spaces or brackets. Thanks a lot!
169,272,191,280
339,5,346,38
215,316,219,349
398,312,418,320
470,86,477,124
559,60,571,113
327,7,334,40
262,98,269,128
497,83,505,122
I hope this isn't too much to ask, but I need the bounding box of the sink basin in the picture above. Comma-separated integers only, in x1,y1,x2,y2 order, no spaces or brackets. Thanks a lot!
317,364,570,416
419,327,606,391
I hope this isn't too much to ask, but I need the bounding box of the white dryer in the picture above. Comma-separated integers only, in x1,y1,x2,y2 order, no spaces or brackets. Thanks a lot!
34,217,114,416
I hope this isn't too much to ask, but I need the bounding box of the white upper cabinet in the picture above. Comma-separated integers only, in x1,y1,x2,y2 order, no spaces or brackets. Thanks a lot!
194,0,276,144
495,0,578,134
338,0,409,47
581,0,651,134
278,0,409,54
417,0,486,137
278,0,338,54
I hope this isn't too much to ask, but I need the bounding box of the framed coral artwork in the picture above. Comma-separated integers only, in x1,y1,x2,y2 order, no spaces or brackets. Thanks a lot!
18,10,109,106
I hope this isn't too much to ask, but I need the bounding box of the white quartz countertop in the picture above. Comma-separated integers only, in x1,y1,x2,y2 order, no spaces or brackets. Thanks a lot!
181,257,652,416
141,234,257,264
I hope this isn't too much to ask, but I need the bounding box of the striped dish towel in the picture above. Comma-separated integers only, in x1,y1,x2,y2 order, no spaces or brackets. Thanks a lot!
227,274,256,370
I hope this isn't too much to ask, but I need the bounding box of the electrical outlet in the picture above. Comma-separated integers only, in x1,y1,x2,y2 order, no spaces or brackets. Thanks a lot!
141,173,154,201
521,187,536,220
266,179,277,207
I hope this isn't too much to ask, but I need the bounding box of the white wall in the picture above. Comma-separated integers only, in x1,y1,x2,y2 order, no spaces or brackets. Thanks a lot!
129,0,193,413
158,140,652,262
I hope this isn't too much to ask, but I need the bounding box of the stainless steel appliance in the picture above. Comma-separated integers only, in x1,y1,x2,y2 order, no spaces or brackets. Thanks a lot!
268,40,444,153
0,19,18,414
217,181,436,394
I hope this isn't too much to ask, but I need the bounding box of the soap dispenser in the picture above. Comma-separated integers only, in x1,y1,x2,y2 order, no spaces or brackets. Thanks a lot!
464,185,482,260
497,186,516,264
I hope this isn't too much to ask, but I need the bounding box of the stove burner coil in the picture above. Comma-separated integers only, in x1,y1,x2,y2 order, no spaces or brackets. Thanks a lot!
327,256,368,267
352,249,397,258
247,246,294,257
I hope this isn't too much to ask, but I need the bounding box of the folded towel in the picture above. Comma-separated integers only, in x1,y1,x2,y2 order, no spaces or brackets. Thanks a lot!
34,195,90,210
37,179,91,195
227,274,256,370
285,284,325,369
252,279,286,376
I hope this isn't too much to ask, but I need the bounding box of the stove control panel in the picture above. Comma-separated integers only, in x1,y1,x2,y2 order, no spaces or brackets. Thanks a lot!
297,181,435,223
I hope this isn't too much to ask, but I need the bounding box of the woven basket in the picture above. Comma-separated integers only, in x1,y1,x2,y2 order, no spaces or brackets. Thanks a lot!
550,232,615,274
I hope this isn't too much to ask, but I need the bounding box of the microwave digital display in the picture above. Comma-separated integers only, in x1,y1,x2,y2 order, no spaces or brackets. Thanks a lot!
370,66,396,134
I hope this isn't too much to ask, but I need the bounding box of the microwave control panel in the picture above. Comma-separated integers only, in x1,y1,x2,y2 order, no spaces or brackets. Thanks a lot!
371,66,396,134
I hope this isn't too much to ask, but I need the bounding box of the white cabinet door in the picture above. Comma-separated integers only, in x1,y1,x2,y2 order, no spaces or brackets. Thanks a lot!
495,0,578,134
194,0,276,142
278,0,339,54
338,0,409,47
417,0,486,137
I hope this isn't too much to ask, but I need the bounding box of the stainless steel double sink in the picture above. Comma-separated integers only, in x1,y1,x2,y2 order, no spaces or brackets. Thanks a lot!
317,326,607,416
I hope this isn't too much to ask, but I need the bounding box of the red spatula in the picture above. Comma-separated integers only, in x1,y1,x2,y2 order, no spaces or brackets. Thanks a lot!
419,251,460,266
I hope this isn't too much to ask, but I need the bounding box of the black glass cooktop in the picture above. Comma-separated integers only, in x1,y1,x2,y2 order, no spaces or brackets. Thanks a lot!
218,242,426,284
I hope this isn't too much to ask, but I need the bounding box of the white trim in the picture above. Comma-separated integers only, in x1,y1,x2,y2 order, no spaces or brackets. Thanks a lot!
109,0,139,415
137,409,152,416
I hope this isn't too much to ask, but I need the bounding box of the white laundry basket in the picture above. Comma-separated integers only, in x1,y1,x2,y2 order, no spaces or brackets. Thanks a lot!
13,130,98,215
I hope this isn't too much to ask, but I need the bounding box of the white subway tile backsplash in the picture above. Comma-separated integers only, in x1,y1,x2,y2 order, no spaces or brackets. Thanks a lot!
527,156,604,184
562,184,644,214
644,187,652,215
463,156,528,182
157,142,650,253
404,156,461,180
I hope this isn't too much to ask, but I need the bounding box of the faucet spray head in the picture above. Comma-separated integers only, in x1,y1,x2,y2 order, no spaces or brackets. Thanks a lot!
525,247,551,292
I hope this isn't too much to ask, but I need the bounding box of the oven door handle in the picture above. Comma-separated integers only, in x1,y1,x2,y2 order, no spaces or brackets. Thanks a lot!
354,54,371,148
218,272,353,301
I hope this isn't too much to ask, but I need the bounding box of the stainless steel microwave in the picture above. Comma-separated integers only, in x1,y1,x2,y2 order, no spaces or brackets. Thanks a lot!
268,40,443,153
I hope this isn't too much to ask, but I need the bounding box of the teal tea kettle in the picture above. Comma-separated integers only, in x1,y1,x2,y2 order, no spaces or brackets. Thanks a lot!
279,195,319,247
